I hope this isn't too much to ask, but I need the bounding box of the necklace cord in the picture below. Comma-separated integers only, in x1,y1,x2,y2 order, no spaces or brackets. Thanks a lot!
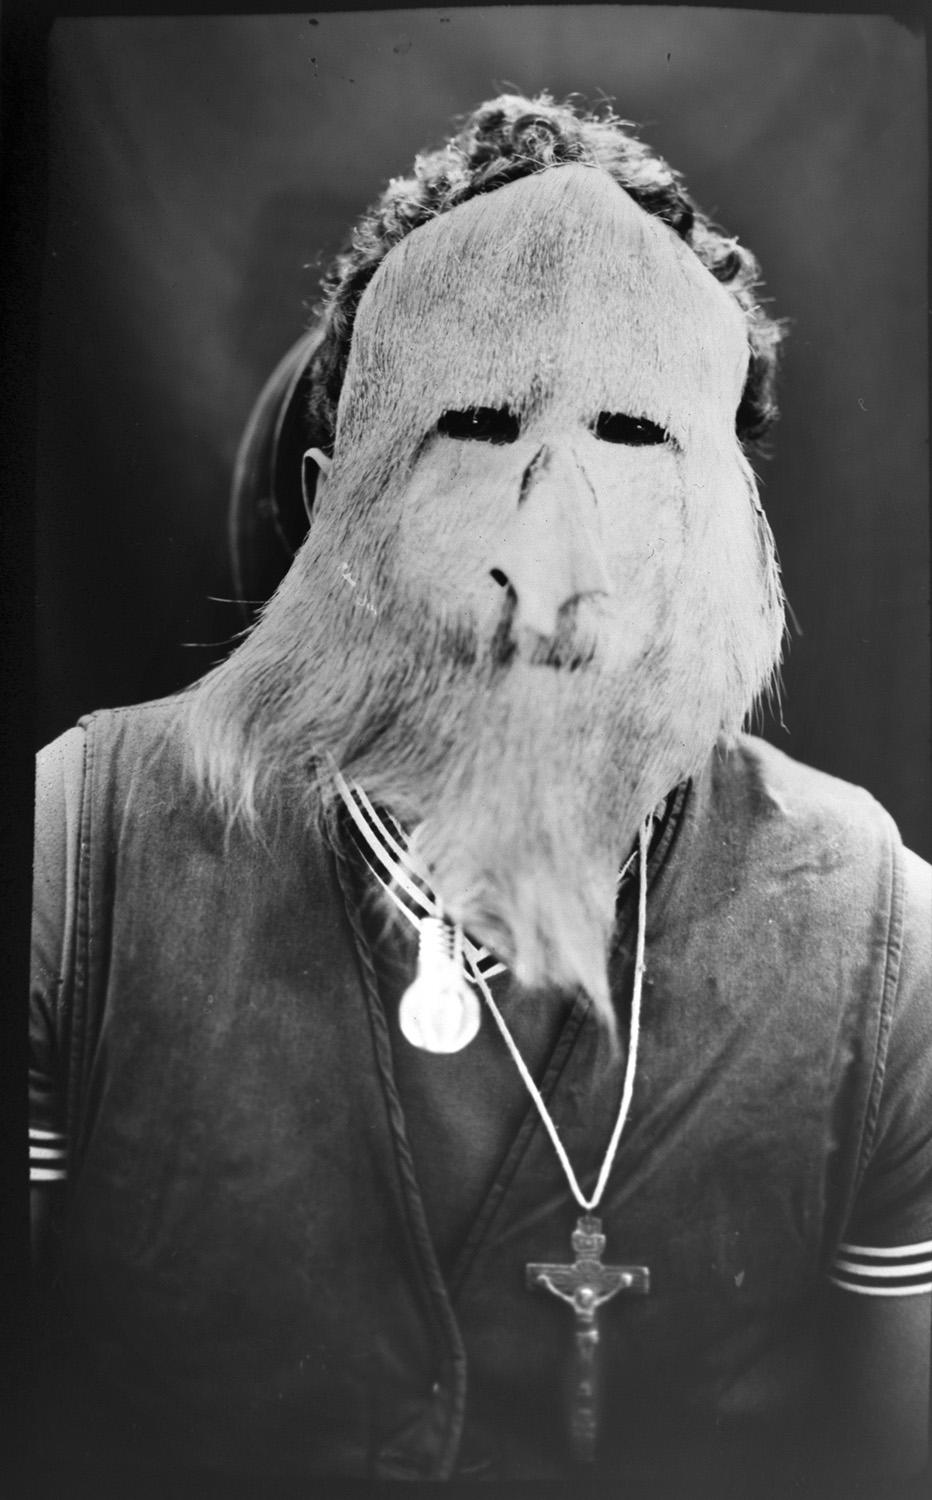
333,758,651,1212
473,815,650,1213
333,764,508,978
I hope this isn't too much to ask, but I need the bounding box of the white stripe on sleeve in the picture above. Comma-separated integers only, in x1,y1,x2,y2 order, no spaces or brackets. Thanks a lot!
29,1127,67,1183
829,1239,932,1296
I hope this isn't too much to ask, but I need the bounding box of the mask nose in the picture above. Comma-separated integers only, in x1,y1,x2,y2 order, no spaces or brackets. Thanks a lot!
490,443,610,640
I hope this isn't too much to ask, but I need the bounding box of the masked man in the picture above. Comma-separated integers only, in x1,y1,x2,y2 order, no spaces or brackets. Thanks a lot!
31,95,930,1495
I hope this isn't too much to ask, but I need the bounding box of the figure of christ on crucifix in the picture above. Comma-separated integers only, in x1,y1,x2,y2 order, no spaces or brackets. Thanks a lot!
527,1215,650,1461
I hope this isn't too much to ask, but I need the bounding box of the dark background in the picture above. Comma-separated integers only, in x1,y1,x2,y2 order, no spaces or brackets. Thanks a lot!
33,7,929,856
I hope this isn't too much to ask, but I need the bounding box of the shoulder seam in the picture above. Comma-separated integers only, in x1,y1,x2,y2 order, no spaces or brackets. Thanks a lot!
852,817,907,1196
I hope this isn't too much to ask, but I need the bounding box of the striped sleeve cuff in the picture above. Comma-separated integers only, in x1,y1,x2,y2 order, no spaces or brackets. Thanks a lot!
29,1126,67,1183
828,1238,932,1297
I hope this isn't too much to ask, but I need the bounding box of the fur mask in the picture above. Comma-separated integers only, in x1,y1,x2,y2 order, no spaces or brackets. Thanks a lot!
188,166,784,1021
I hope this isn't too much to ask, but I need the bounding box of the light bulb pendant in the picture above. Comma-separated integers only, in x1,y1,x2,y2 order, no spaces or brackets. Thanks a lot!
398,916,481,1053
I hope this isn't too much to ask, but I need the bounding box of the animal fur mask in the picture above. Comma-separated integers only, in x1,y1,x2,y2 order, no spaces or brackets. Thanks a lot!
188,164,784,1022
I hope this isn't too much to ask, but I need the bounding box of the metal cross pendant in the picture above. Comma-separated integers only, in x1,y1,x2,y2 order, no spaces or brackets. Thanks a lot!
527,1214,650,1462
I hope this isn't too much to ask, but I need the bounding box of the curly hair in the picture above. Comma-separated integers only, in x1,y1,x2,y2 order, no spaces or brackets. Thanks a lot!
307,92,784,451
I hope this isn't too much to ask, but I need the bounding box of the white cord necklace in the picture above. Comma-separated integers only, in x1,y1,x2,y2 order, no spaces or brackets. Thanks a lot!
496,815,653,1466
472,813,650,1212
333,768,505,1051
333,762,651,1206
332,764,655,1463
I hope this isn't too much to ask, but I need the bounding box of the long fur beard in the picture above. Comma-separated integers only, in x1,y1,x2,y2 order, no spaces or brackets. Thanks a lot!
181,528,778,1028
386,660,665,1018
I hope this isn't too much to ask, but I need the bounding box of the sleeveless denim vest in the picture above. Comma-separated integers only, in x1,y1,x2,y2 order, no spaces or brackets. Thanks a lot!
50,700,904,1489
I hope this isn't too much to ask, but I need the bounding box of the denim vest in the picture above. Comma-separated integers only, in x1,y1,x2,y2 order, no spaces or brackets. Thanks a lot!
49,701,903,1490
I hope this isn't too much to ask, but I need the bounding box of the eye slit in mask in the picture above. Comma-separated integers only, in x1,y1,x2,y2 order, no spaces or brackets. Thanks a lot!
593,412,671,447
436,407,521,444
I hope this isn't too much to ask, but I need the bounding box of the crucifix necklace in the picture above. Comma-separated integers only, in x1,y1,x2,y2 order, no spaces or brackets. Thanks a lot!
332,762,654,1458
470,814,654,1464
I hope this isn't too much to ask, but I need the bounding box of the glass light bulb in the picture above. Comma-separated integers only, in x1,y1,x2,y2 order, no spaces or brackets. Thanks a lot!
398,917,481,1053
